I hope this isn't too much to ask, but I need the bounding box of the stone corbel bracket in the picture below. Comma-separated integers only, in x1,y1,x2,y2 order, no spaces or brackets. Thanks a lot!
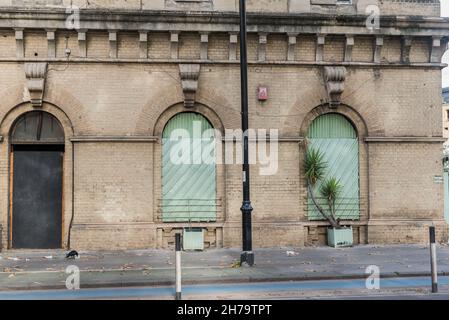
179,64,201,108
25,62,48,108
324,66,347,108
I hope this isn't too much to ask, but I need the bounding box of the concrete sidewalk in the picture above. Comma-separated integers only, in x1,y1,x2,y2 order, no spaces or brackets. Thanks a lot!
1,245,449,291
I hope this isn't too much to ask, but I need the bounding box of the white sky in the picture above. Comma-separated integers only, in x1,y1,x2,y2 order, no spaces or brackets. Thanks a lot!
442,0,449,88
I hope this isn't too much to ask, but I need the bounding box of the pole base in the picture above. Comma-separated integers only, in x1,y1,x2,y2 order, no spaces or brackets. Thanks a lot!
432,283,438,294
241,251,255,267
175,292,182,300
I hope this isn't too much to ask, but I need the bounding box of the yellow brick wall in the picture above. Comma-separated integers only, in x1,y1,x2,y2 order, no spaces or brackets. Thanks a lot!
148,32,170,60
0,28,446,250
87,32,109,58
118,32,140,59
208,33,229,61
369,143,443,220
352,36,374,63
74,143,154,225
295,35,316,62
324,36,345,63
410,37,431,63
24,31,47,58
266,34,287,61
0,31,16,58
382,37,402,63
179,32,200,60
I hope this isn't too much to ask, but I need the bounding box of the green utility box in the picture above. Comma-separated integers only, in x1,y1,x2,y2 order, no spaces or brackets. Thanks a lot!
183,228,205,251
327,227,353,248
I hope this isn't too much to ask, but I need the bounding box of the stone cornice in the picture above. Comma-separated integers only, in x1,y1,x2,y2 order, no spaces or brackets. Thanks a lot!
0,9,448,37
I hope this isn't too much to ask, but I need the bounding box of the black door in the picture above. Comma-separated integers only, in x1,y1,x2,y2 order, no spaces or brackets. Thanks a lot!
12,145,63,249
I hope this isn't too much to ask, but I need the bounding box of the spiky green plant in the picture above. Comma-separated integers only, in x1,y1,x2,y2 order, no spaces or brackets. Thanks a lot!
320,177,342,218
305,148,326,186
305,147,341,229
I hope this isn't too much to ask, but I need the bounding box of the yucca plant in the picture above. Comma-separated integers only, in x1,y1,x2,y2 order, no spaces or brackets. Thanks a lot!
305,147,342,229
320,177,342,220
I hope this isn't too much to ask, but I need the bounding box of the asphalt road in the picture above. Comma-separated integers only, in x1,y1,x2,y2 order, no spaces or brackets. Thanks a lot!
1,276,449,300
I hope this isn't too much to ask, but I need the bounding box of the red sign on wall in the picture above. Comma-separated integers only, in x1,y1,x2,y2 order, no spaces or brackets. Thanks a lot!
258,86,268,101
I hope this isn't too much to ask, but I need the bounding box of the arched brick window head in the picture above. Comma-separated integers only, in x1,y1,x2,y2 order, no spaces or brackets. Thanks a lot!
11,111,64,145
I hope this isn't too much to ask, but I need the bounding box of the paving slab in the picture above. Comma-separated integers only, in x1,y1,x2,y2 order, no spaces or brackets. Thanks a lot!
1,245,448,290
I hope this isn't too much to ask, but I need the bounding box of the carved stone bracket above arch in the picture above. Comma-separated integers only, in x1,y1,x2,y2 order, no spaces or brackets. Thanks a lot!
179,64,201,108
324,66,347,109
24,62,48,108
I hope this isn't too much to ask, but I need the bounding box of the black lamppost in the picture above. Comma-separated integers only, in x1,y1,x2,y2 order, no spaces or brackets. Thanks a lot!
239,0,254,267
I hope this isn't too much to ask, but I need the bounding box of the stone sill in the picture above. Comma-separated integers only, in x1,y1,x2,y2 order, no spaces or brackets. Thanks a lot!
70,136,158,143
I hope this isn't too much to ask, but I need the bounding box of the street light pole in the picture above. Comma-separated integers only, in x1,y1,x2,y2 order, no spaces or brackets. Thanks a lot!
239,0,254,267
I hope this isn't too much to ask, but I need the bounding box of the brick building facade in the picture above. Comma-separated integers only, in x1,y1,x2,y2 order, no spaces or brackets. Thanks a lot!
0,0,448,251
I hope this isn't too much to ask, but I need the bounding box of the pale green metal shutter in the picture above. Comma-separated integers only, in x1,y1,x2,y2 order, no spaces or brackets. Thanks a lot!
307,114,360,220
162,113,217,222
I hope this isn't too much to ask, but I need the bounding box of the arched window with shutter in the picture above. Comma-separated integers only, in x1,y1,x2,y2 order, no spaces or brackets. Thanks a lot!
162,112,217,222
307,113,360,221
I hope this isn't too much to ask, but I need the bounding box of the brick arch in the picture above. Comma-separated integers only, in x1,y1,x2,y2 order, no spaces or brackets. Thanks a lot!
0,101,75,250
0,101,74,140
137,86,240,136
151,101,227,226
299,103,370,228
43,83,89,134
299,104,369,139
281,72,384,137
281,81,328,136
153,102,225,137
0,83,87,136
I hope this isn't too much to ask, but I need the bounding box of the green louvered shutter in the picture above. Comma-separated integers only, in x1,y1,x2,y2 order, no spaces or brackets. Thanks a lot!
307,114,360,221
162,113,217,222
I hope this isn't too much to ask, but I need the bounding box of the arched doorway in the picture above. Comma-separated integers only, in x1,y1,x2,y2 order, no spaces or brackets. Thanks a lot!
307,113,360,221
10,111,65,249
162,112,217,223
